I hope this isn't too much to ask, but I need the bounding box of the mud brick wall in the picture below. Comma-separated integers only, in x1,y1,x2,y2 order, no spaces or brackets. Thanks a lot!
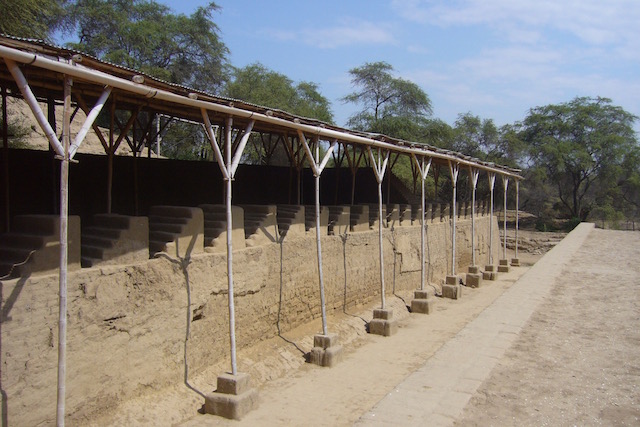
0,216,498,426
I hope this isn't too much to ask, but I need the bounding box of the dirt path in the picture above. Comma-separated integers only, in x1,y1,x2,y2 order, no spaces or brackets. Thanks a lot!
457,228,640,426
177,256,534,426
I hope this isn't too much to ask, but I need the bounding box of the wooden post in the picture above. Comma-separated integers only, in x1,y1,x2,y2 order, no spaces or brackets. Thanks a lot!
2,86,8,232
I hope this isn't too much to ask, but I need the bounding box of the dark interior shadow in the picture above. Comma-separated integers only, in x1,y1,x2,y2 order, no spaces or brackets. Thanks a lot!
276,234,306,357
153,252,206,399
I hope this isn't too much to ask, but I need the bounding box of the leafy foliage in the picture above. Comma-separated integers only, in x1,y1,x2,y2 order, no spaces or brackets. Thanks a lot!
342,61,432,139
0,0,70,40
65,0,229,91
225,63,333,123
519,97,638,220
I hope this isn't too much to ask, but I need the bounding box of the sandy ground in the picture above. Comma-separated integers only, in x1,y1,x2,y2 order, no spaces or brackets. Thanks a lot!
92,228,640,426
171,232,547,427
456,228,640,426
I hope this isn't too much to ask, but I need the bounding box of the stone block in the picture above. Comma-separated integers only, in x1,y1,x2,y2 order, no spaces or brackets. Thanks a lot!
445,275,459,285
205,388,259,420
485,264,495,272
497,265,510,273
466,273,482,288
313,333,339,349
411,298,433,314
216,372,251,395
310,344,343,367
205,372,258,420
468,265,479,274
511,258,520,267
442,284,462,299
373,308,393,320
369,318,398,336
483,271,498,281
413,289,433,300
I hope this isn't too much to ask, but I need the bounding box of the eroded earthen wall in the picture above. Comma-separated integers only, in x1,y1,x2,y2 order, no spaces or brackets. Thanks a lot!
0,216,498,425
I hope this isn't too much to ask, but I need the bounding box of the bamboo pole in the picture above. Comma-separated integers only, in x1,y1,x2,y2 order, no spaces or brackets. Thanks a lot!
470,168,479,266
448,161,459,276
367,147,389,309
515,180,519,259
56,75,72,427
502,176,509,259
488,173,496,265
224,117,237,375
2,86,8,232
412,155,431,291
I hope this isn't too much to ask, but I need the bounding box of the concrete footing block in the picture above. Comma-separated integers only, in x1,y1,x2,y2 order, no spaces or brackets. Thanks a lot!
369,308,397,336
411,298,433,314
483,265,498,280
498,259,510,273
204,373,259,420
411,289,434,314
309,333,343,367
466,273,482,288
442,284,462,299
511,257,520,267
468,265,480,274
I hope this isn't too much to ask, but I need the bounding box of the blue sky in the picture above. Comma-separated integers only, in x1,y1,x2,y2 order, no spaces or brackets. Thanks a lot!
160,0,639,130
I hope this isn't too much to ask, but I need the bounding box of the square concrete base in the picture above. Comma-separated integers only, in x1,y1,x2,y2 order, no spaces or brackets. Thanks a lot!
204,373,259,420
442,284,462,299
498,259,510,273
466,273,482,288
411,297,433,314
483,271,498,280
483,265,498,280
309,333,343,367
468,265,480,274
411,289,435,314
369,308,397,336
511,258,520,267
445,275,460,286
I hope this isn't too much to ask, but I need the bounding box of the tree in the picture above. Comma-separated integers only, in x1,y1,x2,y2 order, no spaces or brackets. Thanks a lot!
225,63,333,123
520,97,638,220
65,0,229,92
342,61,432,139
224,63,333,165
0,0,70,40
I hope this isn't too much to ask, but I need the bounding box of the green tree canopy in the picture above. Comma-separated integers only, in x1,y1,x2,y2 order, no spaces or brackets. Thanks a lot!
225,63,333,123
65,0,229,92
0,0,70,40
519,96,638,220
342,61,432,139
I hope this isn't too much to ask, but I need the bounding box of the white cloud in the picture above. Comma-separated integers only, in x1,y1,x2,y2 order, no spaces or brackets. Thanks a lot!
391,0,640,49
264,20,395,49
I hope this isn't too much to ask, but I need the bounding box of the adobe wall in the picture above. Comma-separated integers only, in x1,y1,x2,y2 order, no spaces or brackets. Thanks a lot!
0,216,499,425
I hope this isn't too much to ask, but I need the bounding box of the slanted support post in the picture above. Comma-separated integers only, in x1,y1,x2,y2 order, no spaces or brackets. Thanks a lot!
367,146,397,336
202,111,258,419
